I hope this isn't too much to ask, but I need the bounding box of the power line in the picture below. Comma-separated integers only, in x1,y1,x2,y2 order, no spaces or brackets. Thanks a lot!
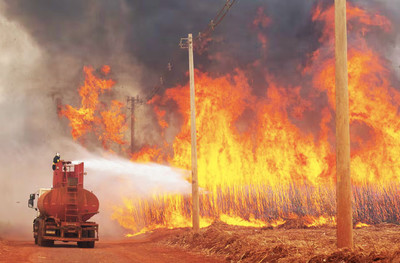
142,0,238,103
127,0,238,156
194,0,237,44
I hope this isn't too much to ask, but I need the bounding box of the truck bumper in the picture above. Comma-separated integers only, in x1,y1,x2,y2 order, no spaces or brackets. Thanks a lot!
43,236,99,242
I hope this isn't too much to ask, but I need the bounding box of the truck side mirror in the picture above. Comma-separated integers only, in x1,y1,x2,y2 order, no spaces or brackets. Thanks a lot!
28,193,35,208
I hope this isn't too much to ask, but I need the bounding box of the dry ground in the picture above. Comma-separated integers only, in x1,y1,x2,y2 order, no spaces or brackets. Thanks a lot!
163,221,400,262
2,222,400,262
0,231,223,263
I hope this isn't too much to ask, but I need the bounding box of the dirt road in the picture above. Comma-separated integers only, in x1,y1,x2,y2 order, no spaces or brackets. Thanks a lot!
0,230,224,263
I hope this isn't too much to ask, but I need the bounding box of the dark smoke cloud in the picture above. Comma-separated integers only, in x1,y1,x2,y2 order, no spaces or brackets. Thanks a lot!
363,0,400,80
2,0,399,91
1,0,319,91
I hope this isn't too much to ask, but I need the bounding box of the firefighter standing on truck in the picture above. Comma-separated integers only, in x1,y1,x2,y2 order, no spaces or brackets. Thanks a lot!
52,152,60,170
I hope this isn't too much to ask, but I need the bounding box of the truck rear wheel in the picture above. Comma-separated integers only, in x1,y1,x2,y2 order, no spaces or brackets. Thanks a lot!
37,225,44,246
38,235,53,247
37,235,46,246
77,241,95,248
45,240,54,247
77,241,87,248
86,241,95,248
37,222,54,247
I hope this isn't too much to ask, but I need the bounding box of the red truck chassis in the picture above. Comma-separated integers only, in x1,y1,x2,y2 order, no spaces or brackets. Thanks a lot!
33,216,99,248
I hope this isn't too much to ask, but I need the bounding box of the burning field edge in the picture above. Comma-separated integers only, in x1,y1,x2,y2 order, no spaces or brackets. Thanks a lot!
55,1,400,242
159,221,400,262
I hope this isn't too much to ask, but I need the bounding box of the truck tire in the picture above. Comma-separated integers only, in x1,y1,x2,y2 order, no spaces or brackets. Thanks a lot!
45,240,54,247
37,234,45,246
34,220,39,245
86,241,95,248
77,241,95,248
37,223,44,247
37,222,54,247
77,241,87,248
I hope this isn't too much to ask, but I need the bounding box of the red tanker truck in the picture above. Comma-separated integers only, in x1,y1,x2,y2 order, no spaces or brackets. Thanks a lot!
28,161,99,248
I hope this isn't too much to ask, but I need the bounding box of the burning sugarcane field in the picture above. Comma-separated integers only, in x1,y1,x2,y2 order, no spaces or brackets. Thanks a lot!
2,0,400,262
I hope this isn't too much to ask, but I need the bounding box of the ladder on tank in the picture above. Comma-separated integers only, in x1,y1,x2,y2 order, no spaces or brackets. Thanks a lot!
65,185,79,222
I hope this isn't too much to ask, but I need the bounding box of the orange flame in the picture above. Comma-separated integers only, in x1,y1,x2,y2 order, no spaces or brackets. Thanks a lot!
61,66,127,150
100,100,127,148
61,4,398,235
355,222,370,229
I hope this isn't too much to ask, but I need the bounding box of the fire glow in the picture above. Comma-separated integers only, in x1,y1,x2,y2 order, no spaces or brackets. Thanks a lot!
62,3,400,235
61,65,127,150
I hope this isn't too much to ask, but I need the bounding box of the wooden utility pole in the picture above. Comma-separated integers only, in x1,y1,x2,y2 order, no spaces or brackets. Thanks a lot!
55,97,62,116
180,33,200,232
127,96,135,154
127,96,143,155
335,0,353,249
